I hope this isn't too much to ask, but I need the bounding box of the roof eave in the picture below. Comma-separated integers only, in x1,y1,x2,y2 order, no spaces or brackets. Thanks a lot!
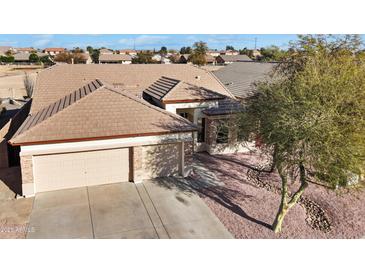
8,128,197,147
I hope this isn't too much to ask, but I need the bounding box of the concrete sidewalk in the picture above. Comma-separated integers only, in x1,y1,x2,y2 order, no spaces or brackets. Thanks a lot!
26,179,232,239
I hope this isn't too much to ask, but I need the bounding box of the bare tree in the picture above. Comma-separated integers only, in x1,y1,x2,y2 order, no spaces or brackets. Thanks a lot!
23,73,34,98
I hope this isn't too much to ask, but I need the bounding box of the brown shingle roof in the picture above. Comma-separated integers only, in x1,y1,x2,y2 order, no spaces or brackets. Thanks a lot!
31,64,234,113
143,76,226,103
44,48,65,52
99,54,132,62
10,79,197,145
217,55,252,62
143,76,180,101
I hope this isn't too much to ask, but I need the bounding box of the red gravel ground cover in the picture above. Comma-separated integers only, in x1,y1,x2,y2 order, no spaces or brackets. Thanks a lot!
192,152,365,239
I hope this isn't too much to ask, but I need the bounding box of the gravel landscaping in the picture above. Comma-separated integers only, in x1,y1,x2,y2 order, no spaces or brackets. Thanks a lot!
192,151,365,239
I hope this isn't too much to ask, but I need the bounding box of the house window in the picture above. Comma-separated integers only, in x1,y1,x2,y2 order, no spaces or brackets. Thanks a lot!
179,112,189,119
216,122,229,144
197,118,206,142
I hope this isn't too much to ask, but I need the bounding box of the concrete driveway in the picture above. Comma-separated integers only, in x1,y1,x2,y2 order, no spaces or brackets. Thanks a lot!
26,178,232,239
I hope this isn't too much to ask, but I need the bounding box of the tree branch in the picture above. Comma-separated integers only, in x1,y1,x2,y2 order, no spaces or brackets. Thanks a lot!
287,163,308,209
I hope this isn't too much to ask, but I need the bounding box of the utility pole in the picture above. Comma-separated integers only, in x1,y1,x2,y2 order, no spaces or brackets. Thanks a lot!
254,37,257,50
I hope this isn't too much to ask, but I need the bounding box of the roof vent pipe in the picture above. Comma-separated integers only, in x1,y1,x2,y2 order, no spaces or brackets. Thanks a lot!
195,75,201,80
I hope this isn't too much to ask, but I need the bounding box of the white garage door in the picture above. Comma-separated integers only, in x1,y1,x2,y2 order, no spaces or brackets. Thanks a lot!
33,148,129,192
142,143,180,180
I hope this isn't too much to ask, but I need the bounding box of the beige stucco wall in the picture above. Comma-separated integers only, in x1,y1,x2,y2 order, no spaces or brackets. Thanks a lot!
20,155,34,196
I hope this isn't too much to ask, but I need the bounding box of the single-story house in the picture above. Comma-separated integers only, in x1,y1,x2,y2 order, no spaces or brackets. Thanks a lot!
13,52,48,64
99,54,132,64
99,48,114,55
179,54,190,63
44,48,66,56
206,50,220,57
2,64,262,197
219,50,239,55
0,46,14,55
152,54,171,64
15,47,35,53
79,52,92,64
119,49,137,56
205,55,217,65
216,54,252,64
213,62,275,99
179,54,216,65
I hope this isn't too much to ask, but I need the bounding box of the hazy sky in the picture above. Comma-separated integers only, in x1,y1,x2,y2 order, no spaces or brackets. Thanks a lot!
0,34,301,50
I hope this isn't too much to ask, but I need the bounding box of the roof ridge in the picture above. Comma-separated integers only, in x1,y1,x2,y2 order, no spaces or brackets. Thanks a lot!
102,83,197,128
11,79,104,142
207,70,237,99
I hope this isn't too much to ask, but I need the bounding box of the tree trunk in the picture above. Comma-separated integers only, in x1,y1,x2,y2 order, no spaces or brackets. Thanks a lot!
272,163,308,233
272,164,289,233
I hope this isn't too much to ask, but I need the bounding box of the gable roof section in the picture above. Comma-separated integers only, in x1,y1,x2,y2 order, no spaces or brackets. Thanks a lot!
143,76,180,101
213,62,275,98
12,79,103,140
143,76,226,103
10,79,196,146
218,54,252,62
31,64,234,113
99,54,132,62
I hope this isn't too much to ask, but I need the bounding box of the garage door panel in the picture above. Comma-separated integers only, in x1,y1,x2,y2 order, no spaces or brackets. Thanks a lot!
33,148,129,193
142,143,179,180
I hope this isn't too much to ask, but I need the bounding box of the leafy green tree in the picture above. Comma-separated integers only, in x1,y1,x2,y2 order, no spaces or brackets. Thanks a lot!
226,45,235,50
132,51,156,64
239,47,249,55
180,46,192,54
237,35,365,233
72,47,84,53
29,53,39,63
91,49,100,63
193,41,208,55
160,46,167,55
86,46,93,53
40,55,52,65
0,55,14,63
258,45,285,61
188,41,208,66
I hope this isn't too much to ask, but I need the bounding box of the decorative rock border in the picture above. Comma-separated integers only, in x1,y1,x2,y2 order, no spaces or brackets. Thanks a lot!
246,168,332,233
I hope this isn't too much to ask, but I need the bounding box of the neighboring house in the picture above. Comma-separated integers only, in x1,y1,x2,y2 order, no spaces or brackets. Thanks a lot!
15,47,35,53
220,50,239,55
3,64,256,197
205,55,217,65
99,54,132,64
119,49,137,56
79,52,92,64
179,54,216,65
179,54,190,63
206,50,220,57
13,53,30,63
13,52,48,64
152,54,171,64
44,48,66,56
14,52,48,65
213,62,275,99
216,54,252,64
0,46,14,55
99,48,114,55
